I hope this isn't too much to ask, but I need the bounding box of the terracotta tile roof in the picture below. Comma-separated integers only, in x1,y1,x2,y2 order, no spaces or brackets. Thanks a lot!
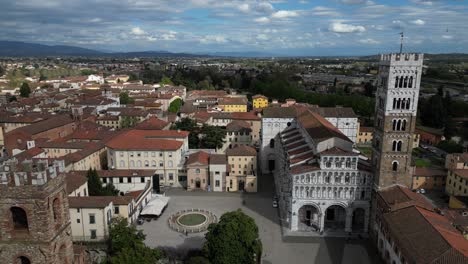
13,147,45,161
226,145,256,156
209,154,227,165
186,151,210,166
226,120,251,132
14,115,75,136
383,206,468,263
320,147,358,156
453,169,468,179
218,97,248,105
192,111,213,123
252,94,268,99
359,126,374,133
290,164,320,174
298,110,351,143
106,129,187,151
414,167,447,177
65,171,88,194
263,107,297,118
312,107,357,118
231,111,261,121
378,185,433,212
68,196,113,208
125,189,144,200
134,117,169,130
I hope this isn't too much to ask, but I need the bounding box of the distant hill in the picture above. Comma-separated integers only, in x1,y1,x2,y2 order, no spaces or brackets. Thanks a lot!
205,51,279,58
0,41,104,57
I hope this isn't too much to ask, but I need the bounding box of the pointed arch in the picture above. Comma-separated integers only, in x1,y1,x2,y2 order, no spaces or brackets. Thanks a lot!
406,98,411,109
392,119,397,130
396,120,402,131
397,141,402,151
399,76,404,88
409,76,413,88
402,119,407,131
403,76,409,88
394,76,399,88
392,140,397,151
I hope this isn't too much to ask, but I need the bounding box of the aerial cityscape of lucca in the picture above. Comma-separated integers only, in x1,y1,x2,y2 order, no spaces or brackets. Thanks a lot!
0,1,467,264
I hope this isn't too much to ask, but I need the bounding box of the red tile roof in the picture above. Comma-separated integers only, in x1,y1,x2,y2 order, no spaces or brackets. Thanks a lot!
106,129,187,151
226,145,256,156
186,151,210,166
378,185,433,212
134,117,169,130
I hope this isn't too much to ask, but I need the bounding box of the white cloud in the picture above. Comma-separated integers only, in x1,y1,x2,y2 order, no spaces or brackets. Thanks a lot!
131,27,146,36
359,38,380,44
411,19,426,25
340,0,373,5
254,17,270,23
271,10,299,19
329,22,365,33
299,0,308,3
257,34,270,40
312,6,341,16
256,2,274,13
442,35,453,39
200,34,227,43
238,3,250,13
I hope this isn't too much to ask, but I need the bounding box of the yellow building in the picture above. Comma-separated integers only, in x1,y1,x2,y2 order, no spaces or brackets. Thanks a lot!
252,94,268,109
226,145,257,192
445,169,468,196
218,97,248,112
357,126,373,143
412,167,447,190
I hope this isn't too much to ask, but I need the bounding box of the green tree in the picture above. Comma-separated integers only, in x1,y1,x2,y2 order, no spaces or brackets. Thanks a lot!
444,116,456,140
120,116,138,128
203,209,262,264
421,94,446,128
160,75,174,86
20,82,31,97
86,169,118,196
200,125,225,149
119,92,134,105
168,98,183,113
0,65,5,76
8,96,17,102
106,217,162,264
186,256,211,264
171,118,199,148
437,140,463,153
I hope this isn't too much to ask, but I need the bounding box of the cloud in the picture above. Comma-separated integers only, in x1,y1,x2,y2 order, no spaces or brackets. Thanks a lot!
312,6,341,16
359,38,380,44
131,27,146,36
339,0,373,5
271,10,299,19
200,35,228,43
254,17,270,23
238,3,250,13
256,2,274,13
411,19,426,25
329,22,366,33
442,35,453,39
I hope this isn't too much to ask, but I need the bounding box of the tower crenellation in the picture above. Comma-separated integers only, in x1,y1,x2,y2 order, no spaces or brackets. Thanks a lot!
0,158,74,264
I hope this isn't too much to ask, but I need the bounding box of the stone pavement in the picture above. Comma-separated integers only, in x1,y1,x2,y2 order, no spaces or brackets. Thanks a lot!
138,188,380,263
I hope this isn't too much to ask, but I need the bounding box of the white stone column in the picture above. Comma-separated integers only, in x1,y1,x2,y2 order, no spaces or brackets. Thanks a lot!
319,209,325,233
345,208,353,233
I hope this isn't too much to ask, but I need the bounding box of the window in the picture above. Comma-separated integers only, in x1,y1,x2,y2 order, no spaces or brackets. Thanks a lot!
169,152,173,158
137,161,142,167
102,177,107,183
11,207,28,230
144,160,149,167
169,173,174,181
215,180,220,187
141,177,145,183
168,161,173,167
159,162,164,167
89,214,96,224
114,206,120,214
269,139,275,148
127,177,132,183
392,161,398,172
90,229,97,239
119,160,125,167
17,256,31,264
52,198,61,223
196,168,200,173
77,219,80,223
119,177,124,183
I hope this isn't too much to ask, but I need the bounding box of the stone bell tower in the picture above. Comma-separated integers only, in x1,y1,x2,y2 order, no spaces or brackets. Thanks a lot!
371,53,424,190
0,158,74,264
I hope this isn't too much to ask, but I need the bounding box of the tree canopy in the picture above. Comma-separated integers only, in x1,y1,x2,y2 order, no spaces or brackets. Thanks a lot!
86,168,119,196
203,209,262,264
119,92,134,105
160,75,174,86
168,98,183,113
20,82,31,97
120,116,138,128
105,217,163,264
171,118,225,149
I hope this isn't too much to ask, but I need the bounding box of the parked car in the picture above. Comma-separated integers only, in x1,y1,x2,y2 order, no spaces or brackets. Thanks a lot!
272,200,278,208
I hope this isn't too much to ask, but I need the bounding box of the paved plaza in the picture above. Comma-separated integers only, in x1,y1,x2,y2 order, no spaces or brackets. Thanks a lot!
139,173,381,264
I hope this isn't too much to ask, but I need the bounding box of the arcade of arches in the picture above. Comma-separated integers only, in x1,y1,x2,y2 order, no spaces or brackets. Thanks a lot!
296,204,368,233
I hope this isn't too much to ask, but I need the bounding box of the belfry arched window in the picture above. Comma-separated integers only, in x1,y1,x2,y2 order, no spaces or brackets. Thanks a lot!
11,207,28,230
408,76,413,88
392,161,398,171
394,76,399,88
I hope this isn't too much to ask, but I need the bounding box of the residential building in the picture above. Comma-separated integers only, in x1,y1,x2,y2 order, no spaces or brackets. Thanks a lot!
210,111,261,146
412,167,447,190
226,145,257,192
222,120,253,152
445,153,468,197
218,97,248,112
252,94,268,109
68,196,113,242
106,129,189,187
416,126,445,145
357,126,374,144
209,154,228,192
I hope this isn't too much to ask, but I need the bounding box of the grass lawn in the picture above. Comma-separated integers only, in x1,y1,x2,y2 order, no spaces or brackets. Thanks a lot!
357,146,372,157
178,213,206,226
415,158,431,167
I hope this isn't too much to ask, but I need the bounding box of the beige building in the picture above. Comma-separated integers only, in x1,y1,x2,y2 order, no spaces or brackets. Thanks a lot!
445,153,468,196
186,151,210,191
221,120,253,152
106,129,189,187
68,197,114,242
226,145,257,192
210,112,262,146
357,126,373,144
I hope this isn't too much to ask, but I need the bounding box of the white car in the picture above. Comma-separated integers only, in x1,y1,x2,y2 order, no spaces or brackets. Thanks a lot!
272,200,278,208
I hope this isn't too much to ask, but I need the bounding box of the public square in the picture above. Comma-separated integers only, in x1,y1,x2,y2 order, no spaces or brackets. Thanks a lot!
139,173,380,264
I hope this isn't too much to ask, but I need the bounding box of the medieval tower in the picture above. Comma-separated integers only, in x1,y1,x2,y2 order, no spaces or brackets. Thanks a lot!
372,53,424,190
0,159,74,264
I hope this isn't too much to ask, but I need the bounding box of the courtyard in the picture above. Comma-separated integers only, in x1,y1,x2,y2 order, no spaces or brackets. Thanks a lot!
139,173,380,264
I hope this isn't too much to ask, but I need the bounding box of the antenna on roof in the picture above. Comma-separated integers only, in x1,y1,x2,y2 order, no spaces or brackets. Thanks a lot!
399,32,404,54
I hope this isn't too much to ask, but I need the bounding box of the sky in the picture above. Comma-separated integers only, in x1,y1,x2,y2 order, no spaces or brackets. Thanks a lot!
0,0,467,56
